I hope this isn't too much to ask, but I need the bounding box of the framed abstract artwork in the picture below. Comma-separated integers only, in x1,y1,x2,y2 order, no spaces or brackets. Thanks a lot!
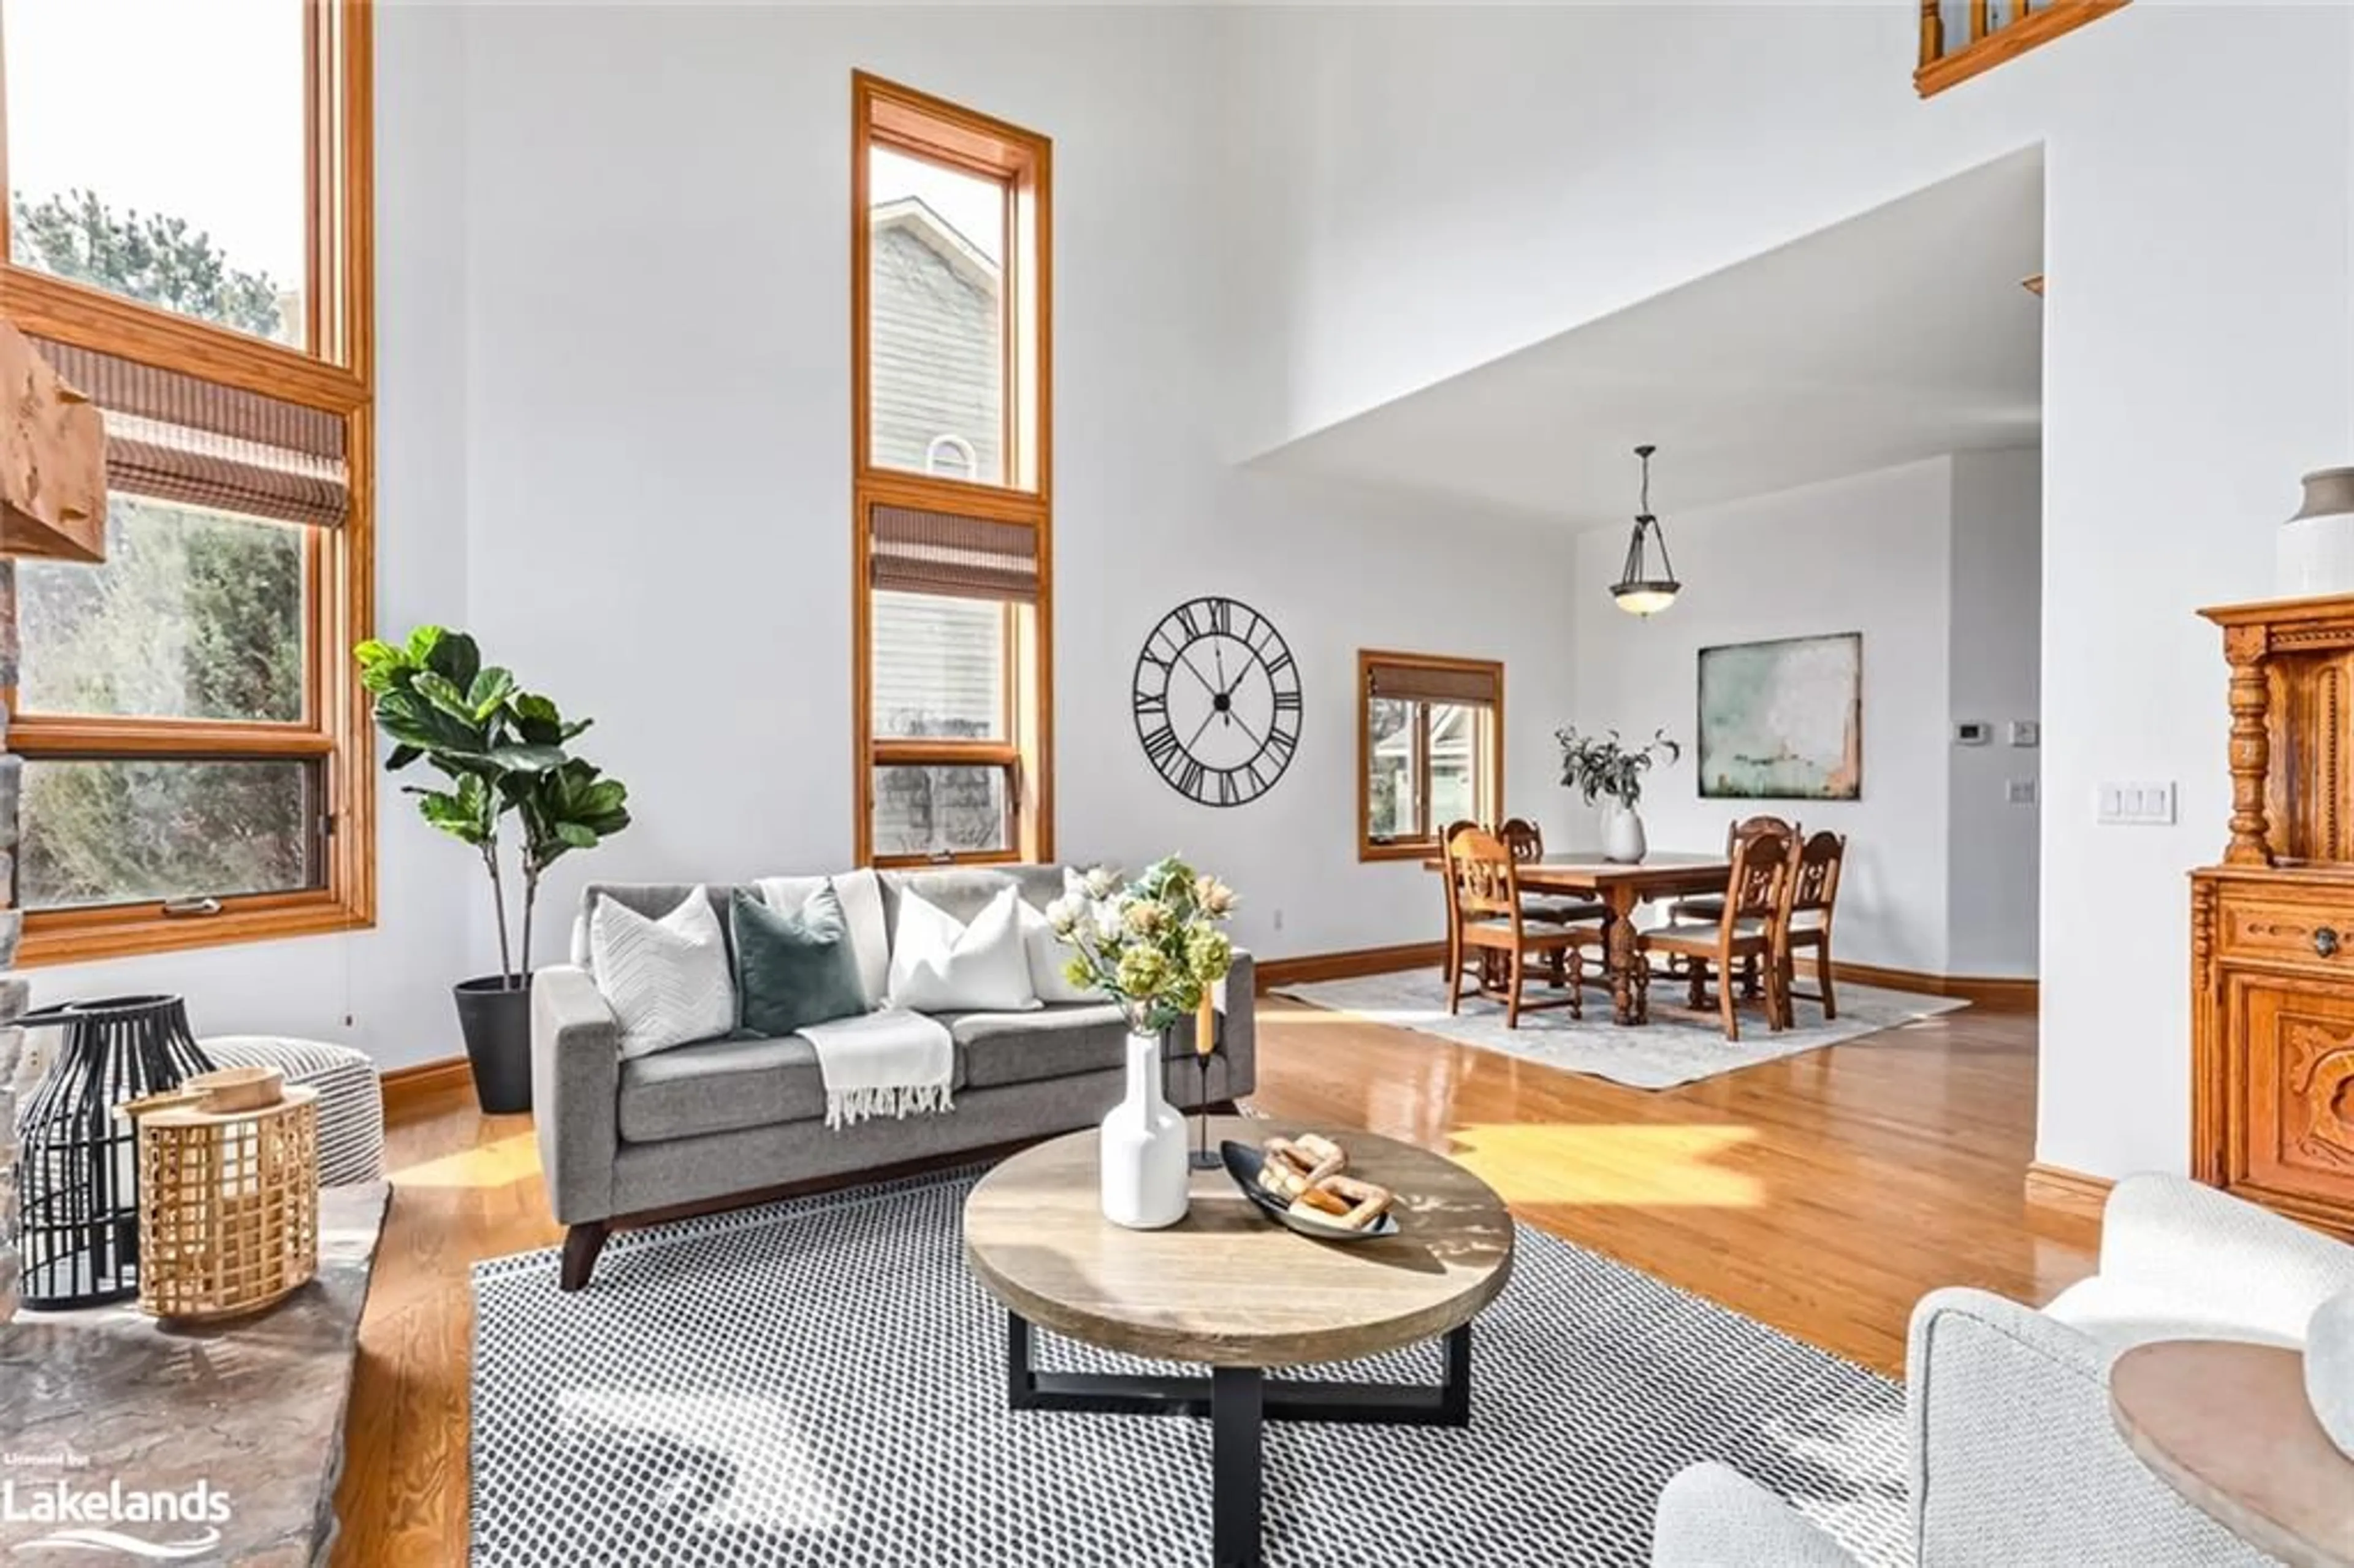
1696,633,1862,801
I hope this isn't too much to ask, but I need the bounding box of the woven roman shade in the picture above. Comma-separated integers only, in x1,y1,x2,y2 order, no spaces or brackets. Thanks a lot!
30,338,349,527
1365,658,1499,707
867,502,1039,604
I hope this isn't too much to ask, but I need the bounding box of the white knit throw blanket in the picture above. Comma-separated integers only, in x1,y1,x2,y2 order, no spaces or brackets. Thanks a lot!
798,1007,955,1129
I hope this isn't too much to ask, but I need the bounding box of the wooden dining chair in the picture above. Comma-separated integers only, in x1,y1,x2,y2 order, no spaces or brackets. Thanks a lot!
1444,828,1599,1028
1438,820,1489,990
1672,815,1797,922
1778,830,1848,1020
1666,815,1798,997
1638,823,1797,1041
1498,818,1609,928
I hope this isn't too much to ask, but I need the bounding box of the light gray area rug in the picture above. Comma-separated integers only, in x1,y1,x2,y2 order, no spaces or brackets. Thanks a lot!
1277,969,1967,1090
473,1170,1908,1566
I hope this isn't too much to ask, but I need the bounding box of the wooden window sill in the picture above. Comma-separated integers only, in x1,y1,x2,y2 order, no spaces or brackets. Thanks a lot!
870,849,1026,870
18,891,371,967
1360,840,1441,864
1916,1,2131,98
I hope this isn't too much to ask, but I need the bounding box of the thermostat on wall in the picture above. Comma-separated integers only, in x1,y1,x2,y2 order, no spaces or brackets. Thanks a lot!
1955,721,1992,746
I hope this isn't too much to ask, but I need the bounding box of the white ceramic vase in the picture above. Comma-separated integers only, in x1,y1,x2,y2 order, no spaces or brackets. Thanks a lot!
1100,1029,1189,1229
2309,1288,2354,1461
2279,468,2354,598
1602,804,1648,864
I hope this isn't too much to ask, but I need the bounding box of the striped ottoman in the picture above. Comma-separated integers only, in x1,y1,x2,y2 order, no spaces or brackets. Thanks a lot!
200,1036,385,1187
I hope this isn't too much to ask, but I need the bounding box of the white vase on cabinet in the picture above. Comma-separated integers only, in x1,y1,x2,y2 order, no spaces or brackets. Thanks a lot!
1100,1029,1189,1229
1602,804,1648,864
2279,468,2354,598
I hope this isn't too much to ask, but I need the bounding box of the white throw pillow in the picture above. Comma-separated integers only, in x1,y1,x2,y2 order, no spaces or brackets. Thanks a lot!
888,886,1039,1014
1020,869,1109,1005
590,889,737,1059
758,869,890,1008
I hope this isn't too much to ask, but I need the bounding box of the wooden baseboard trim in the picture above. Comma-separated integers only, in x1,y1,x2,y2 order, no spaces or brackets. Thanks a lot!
2024,1161,2113,1224
1252,944,2035,1008
1829,959,2038,1010
382,1056,473,1122
1256,942,1447,992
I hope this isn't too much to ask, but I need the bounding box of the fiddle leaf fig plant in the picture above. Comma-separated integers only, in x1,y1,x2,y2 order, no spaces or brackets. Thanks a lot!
356,627,631,986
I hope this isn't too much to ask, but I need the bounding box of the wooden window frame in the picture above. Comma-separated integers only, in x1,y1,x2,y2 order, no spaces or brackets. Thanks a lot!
0,0,375,965
1356,650,1504,864
850,72,1053,869
1916,0,2130,98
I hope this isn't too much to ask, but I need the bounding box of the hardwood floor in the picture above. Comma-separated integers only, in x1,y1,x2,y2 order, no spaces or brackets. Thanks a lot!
333,989,2093,1564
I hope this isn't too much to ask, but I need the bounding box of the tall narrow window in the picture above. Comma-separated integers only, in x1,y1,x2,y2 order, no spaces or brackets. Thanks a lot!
853,74,1051,866
1358,652,1504,860
0,1,374,963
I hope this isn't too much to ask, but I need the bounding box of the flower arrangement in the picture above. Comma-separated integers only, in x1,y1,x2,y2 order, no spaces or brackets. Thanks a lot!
1047,856,1238,1035
1556,725,1682,809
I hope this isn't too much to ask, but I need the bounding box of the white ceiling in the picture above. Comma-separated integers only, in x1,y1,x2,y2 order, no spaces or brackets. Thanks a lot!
1258,147,2044,530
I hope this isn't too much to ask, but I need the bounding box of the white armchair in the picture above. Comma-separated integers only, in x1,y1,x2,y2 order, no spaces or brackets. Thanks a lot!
1653,1173,2354,1567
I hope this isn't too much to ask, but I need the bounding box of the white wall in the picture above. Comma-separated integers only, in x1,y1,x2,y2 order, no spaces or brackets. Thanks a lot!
1230,2,2354,1181
444,6,1576,1052
1572,459,1958,973
1948,449,2043,980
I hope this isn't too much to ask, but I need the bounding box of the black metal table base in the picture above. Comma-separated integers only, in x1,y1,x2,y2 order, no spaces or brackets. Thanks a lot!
1005,1314,1472,1568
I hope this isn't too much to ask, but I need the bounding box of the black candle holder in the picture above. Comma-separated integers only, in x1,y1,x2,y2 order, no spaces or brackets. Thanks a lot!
15,994,214,1310
1171,1010,1227,1172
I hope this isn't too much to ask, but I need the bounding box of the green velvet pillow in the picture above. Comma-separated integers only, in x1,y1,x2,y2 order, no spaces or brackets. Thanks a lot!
730,883,869,1037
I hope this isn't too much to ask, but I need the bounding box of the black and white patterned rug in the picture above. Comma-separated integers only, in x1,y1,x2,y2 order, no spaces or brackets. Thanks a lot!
473,1170,1906,1566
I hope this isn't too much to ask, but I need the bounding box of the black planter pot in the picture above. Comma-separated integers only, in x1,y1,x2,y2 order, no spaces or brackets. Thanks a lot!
454,975,534,1115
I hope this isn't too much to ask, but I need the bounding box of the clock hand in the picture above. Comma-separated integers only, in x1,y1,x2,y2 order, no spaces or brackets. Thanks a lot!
1211,643,1235,727
1175,648,1221,700
1186,707,1220,753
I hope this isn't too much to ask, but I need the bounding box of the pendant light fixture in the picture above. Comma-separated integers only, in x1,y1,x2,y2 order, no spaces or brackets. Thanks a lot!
1611,443,1682,617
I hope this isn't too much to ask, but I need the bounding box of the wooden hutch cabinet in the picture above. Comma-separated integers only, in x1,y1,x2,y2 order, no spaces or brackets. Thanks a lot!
2193,594,2354,1239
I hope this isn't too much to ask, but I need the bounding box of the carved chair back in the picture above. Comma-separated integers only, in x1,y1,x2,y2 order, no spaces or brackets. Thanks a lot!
1790,831,1846,919
1446,828,1523,924
1723,825,1797,932
1723,814,1798,855
1498,817,1545,864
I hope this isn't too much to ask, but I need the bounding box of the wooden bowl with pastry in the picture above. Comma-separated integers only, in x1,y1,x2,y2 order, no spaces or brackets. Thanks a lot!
1218,1132,1401,1241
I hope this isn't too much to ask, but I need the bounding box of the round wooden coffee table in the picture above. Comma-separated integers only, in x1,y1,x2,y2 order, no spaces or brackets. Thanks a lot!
963,1118,1514,1568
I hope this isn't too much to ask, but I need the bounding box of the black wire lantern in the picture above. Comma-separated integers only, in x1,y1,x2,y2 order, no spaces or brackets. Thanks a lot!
15,995,213,1310
1612,443,1682,617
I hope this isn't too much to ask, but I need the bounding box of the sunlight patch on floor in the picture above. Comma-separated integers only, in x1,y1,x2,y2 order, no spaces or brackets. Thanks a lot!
555,1390,842,1532
1445,1122,1763,1207
392,1130,541,1189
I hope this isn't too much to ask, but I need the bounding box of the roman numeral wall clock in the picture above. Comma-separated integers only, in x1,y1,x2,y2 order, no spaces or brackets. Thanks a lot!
1132,596,1302,807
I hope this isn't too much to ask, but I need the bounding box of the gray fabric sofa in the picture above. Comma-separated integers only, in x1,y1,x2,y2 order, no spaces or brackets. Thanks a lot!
532,864,1255,1288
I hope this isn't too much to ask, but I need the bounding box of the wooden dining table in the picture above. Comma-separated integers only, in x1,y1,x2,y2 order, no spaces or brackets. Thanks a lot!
1425,850,1733,1026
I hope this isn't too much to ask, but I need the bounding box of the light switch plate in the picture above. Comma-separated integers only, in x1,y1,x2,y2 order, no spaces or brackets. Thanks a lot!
1955,721,1991,746
2009,720,2040,747
2098,780,2176,825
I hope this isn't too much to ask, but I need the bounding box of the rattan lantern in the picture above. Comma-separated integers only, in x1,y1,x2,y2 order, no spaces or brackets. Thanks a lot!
120,1065,319,1321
